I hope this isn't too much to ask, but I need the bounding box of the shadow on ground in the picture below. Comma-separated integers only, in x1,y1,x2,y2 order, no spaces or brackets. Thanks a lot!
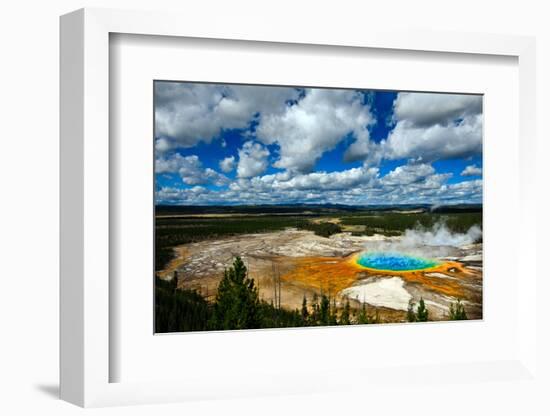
35,383,59,399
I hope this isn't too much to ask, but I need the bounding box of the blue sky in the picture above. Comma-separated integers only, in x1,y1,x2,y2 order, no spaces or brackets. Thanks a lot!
154,82,482,206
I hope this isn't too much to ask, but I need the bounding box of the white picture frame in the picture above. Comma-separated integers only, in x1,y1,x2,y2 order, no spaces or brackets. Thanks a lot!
60,7,538,408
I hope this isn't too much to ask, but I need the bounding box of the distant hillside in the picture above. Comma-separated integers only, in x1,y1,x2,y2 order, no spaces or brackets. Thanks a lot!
155,203,482,216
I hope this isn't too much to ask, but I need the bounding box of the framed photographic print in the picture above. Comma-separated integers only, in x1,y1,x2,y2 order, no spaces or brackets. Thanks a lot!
153,81,483,334
60,7,538,408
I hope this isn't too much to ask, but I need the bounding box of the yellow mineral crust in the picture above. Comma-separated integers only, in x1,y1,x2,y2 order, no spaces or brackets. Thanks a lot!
280,254,473,299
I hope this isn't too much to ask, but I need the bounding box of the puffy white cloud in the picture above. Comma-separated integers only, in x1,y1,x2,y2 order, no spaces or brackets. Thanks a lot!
155,154,228,186
272,166,379,191
377,92,483,163
155,155,483,206
368,162,455,205
442,179,482,200
155,137,173,154
392,93,482,127
203,168,231,187
461,164,482,176
381,163,435,186
156,84,483,175
343,134,381,165
344,92,484,166
418,173,454,190
382,113,482,162
154,85,483,206
156,186,213,205
237,141,270,178
219,156,236,173
256,88,374,173
174,156,203,185
155,82,300,148
228,166,379,194
155,153,197,175
156,169,480,206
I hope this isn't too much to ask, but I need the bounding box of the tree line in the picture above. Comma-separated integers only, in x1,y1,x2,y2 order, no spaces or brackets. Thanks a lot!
295,220,343,238
342,212,482,236
407,297,467,322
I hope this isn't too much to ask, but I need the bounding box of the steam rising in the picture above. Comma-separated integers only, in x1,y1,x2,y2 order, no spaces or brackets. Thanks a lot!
362,220,482,258
402,221,482,248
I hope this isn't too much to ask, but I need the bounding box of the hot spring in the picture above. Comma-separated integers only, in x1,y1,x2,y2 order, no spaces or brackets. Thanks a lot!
355,251,440,272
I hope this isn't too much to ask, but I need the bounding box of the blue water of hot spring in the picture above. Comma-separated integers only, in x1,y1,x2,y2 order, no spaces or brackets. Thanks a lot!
355,252,440,271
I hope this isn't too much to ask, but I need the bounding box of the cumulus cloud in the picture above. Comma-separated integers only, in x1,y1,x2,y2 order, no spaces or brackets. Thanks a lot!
155,154,228,186
271,166,379,192
343,134,381,165
219,156,236,173
342,92,484,166
155,153,196,175
175,157,205,185
392,93,482,127
156,186,212,205
382,113,482,162
381,93,483,163
461,164,482,176
256,88,374,173
227,166,379,195
154,84,483,206
441,179,482,201
155,82,300,148
156,84,483,173
203,168,231,187
155,154,483,206
237,141,270,178
155,137,173,154
156,175,481,206
367,162,454,205
380,163,435,186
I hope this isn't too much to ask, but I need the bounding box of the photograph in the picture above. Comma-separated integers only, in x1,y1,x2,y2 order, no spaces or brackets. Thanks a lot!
154,81,483,333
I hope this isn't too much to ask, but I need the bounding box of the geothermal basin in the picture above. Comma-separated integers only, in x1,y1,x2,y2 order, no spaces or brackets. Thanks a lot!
161,228,483,322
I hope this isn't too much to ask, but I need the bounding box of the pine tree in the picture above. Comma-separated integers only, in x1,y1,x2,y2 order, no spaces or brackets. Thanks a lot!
171,270,178,293
320,294,330,326
340,298,351,325
155,276,211,333
448,299,468,320
357,303,370,324
211,257,261,330
416,298,429,322
329,298,338,325
407,300,417,322
301,294,309,324
310,293,320,325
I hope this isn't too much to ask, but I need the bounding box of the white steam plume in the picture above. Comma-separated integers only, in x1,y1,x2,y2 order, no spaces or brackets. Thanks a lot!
401,221,482,248
362,220,482,259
